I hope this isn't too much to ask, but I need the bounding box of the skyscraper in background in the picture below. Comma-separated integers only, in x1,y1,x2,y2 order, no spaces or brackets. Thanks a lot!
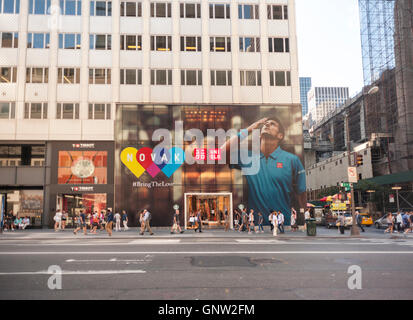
299,77,312,116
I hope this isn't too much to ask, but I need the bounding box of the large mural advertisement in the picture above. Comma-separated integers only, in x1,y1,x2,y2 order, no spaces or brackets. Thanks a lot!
115,105,306,227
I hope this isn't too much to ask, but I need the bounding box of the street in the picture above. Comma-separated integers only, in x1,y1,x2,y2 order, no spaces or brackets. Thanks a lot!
1,227,413,300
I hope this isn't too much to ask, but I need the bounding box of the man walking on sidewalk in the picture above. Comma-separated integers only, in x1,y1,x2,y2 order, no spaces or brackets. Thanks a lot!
195,210,202,233
356,211,365,232
140,209,154,235
277,211,285,234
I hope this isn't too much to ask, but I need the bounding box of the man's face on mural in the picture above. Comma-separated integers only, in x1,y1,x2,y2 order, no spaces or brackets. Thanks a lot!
260,119,284,141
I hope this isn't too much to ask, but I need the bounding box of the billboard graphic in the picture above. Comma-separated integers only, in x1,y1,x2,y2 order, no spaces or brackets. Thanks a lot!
116,105,305,227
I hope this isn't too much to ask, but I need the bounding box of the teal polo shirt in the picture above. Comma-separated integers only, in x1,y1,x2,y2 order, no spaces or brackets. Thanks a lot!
235,146,306,225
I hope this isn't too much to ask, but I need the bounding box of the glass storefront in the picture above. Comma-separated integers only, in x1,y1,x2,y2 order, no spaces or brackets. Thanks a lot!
3,189,43,227
56,193,107,227
115,104,305,227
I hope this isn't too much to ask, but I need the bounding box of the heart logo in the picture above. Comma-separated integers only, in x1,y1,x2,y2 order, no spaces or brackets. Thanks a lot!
121,147,145,179
161,147,185,178
153,147,170,171
136,147,161,178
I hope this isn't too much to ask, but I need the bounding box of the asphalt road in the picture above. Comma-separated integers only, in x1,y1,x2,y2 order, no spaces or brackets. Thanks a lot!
1,236,413,300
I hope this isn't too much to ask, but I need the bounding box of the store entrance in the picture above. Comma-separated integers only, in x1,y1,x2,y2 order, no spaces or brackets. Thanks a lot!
184,193,233,230
56,193,107,228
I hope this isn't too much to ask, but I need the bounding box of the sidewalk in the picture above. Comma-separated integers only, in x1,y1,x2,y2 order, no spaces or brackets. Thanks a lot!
1,226,411,240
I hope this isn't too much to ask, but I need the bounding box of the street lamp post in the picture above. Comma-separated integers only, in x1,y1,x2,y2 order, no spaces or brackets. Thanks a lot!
345,112,360,236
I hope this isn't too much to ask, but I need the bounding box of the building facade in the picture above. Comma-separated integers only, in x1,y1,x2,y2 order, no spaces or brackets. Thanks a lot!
299,76,311,116
0,0,305,228
307,86,349,127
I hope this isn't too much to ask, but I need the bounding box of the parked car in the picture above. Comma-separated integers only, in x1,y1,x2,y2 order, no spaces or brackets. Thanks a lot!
374,213,397,229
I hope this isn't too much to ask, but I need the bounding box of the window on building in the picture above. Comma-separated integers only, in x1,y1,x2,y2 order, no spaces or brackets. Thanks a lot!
180,3,200,18
29,0,50,14
180,36,201,52
57,68,80,84
210,70,232,86
120,1,141,17
240,70,261,86
209,3,230,19
90,1,112,16
89,68,111,84
181,70,202,86
0,102,15,119
0,0,20,14
268,37,289,53
269,71,291,87
24,102,48,119
58,33,81,49
88,103,111,120
120,69,142,85
89,34,111,50
0,32,18,48
27,33,50,49
0,67,17,83
210,36,231,52
239,37,260,52
150,35,172,51
267,5,288,20
150,69,172,85
150,2,171,18
238,4,259,19
120,34,142,50
59,0,82,15
26,67,48,83
56,103,79,119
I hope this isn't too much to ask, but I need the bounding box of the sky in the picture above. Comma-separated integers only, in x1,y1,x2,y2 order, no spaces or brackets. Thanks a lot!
295,0,364,97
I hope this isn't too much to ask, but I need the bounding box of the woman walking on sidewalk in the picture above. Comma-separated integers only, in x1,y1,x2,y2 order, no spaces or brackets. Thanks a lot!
105,209,114,236
384,212,394,234
258,212,264,233
122,210,129,231
272,210,278,236
171,209,184,234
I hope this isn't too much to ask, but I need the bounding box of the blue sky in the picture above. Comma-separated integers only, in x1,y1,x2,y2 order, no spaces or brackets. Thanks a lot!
295,0,364,96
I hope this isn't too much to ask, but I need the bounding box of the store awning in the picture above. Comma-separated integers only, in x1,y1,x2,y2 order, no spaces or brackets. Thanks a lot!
363,170,413,186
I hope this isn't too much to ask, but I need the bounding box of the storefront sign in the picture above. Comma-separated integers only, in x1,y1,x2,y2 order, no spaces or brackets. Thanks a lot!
72,143,95,149
70,186,94,192
331,203,347,211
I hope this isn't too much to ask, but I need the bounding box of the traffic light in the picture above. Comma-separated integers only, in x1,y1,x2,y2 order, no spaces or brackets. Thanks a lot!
356,154,363,167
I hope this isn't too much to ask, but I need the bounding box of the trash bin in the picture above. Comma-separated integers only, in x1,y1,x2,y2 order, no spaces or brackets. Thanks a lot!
306,218,317,236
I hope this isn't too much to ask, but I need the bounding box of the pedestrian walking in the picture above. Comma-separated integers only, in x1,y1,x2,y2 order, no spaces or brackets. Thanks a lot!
258,212,264,233
277,211,285,234
74,210,87,235
90,211,99,234
53,209,62,231
114,211,121,232
239,209,247,232
396,212,403,233
248,209,255,234
195,210,202,233
100,211,105,231
304,208,310,231
384,212,393,234
61,211,67,230
272,210,278,236
291,209,298,232
105,209,114,236
337,213,345,235
140,209,154,235
233,209,240,230
122,210,129,231
356,211,365,233
224,210,230,232
171,209,184,234
269,210,274,232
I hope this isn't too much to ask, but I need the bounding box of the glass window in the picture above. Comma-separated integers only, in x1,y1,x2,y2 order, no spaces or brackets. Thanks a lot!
1,32,12,48
186,70,196,85
4,0,16,13
62,103,74,119
94,104,106,119
126,2,136,16
95,35,107,49
156,70,166,85
64,33,75,49
274,38,284,52
0,103,10,119
65,0,76,15
125,69,136,84
216,71,226,86
215,37,225,51
33,33,44,48
64,68,75,84
272,5,282,19
96,1,106,16
275,71,285,86
244,5,253,19
214,4,224,18
155,3,165,17
185,3,195,18
285,38,289,52
30,103,42,119
31,68,44,83
94,69,106,84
